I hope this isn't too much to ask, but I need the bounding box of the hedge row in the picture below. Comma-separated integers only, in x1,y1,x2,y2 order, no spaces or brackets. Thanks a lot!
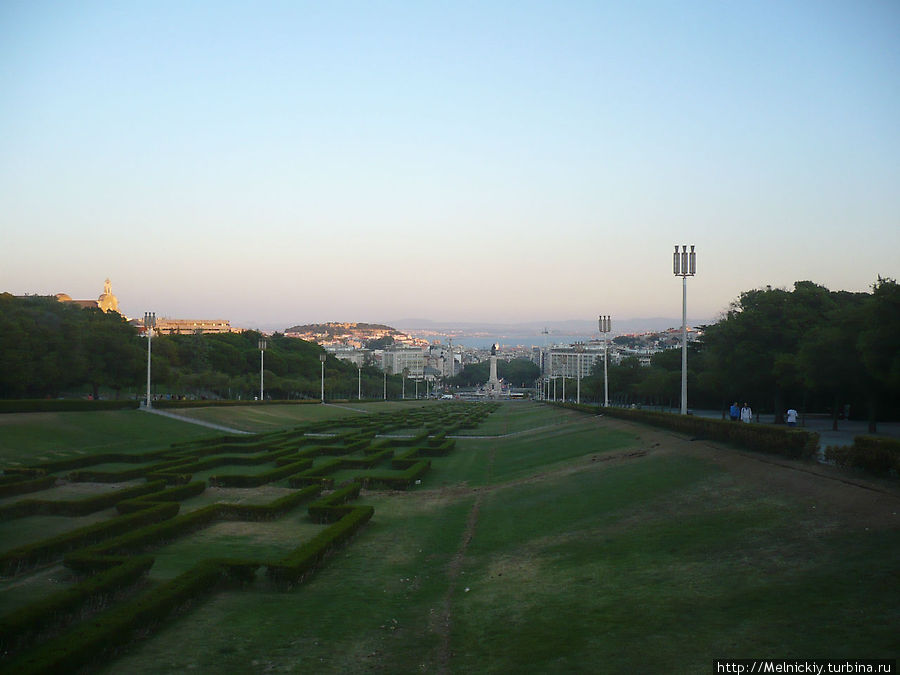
5,557,259,675
116,481,207,514
0,475,56,498
68,486,324,571
826,436,900,476
0,502,179,577
0,554,154,656
307,482,364,523
266,505,374,587
0,480,165,521
208,458,313,488
0,399,139,414
152,399,322,410
361,460,431,490
562,404,819,460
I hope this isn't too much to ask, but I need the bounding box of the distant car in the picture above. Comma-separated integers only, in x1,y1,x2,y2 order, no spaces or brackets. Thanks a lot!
441,394,453,399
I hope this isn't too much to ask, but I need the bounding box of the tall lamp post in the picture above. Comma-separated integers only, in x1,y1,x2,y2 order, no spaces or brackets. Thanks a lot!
575,345,584,405
673,245,697,415
319,353,326,403
258,338,267,401
599,315,611,407
358,364,362,401
383,370,386,400
143,312,155,408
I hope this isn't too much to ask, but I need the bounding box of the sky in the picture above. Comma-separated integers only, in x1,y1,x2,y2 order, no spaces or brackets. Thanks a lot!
1,1,898,330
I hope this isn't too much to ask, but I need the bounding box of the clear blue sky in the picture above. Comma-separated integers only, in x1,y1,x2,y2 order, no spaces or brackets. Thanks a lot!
1,1,898,329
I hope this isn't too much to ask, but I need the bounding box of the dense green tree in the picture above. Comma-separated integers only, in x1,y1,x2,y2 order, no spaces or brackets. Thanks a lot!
449,359,540,387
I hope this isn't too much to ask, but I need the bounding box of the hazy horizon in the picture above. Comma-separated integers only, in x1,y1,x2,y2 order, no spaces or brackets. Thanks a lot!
2,3,897,326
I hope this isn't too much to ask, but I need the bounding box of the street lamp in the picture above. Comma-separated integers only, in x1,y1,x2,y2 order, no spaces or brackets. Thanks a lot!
143,312,155,408
258,338,267,401
319,353,326,403
575,345,584,405
358,363,362,401
383,370,386,400
599,315,611,407
673,245,697,415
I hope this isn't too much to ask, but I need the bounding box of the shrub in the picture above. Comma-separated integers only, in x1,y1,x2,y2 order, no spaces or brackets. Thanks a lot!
826,436,900,476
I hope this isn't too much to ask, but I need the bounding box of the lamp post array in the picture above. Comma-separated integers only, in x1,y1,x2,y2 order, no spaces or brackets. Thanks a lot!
258,338,267,401
143,312,155,408
673,245,697,415
598,315,611,408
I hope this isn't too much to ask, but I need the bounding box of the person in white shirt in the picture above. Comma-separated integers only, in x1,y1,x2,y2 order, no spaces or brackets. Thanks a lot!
786,408,798,427
740,403,752,423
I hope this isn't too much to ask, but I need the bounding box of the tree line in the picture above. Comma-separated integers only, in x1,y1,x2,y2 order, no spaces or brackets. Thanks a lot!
0,294,405,401
577,278,899,427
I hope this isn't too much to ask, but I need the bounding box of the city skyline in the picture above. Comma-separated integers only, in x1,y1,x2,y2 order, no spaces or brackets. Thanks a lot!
2,2,898,327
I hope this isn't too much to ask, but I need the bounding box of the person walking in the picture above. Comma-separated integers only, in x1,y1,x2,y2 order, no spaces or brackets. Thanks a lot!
740,402,752,423
729,401,740,422
786,407,798,427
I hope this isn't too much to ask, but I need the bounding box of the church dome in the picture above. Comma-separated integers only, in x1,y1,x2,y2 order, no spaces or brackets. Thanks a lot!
97,279,119,313
55,293,72,302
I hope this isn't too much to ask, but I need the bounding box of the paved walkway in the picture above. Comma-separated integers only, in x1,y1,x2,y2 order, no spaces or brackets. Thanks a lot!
690,409,900,448
140,406,252,435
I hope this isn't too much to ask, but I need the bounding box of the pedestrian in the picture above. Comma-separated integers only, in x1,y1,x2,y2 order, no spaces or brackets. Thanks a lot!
740,402,752,423
729,401,740,422
786,407,798,427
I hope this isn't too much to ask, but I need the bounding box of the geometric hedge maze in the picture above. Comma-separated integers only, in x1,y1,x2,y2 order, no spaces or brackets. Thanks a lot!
0,401,498,674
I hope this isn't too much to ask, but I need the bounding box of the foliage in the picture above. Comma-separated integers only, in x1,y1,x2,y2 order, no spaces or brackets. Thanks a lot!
449,358,541,387
0,294,144,399
579,278,900,422
826,435,900,476
0,295,407,401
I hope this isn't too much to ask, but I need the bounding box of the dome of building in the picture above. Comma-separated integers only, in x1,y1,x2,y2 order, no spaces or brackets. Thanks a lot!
55,293,73,302
97,278,119,313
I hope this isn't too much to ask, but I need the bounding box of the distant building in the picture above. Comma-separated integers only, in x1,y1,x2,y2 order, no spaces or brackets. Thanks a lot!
54,278,121,314
382,347,426,377
154,318,233,335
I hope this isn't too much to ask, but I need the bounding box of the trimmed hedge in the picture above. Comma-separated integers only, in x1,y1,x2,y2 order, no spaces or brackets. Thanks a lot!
0,555,154,656
0,399,139,414
307,483,363,523
0,475,56,498
561,403,819,460
208,458,313,488
826,436,900,476
266,505,374,587
0,480,166,521
0,502,179,577
4,558,259,675
361,460,430,490
116,481,207,514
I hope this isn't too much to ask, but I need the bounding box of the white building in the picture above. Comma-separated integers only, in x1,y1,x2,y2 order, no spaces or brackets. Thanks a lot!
382,347,426,377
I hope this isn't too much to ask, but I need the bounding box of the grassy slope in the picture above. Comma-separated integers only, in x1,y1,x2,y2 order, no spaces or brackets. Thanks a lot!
0,410,216,466
99,402,900,673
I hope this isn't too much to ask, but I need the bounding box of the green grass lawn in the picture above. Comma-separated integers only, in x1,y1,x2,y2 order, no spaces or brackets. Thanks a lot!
3,401,898,674
0,410,217,466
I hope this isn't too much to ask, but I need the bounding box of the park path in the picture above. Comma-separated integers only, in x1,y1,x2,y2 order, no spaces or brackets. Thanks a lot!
140,407,252,435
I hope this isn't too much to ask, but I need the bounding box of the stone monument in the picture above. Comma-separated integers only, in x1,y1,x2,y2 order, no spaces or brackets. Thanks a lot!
486,343,502,399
